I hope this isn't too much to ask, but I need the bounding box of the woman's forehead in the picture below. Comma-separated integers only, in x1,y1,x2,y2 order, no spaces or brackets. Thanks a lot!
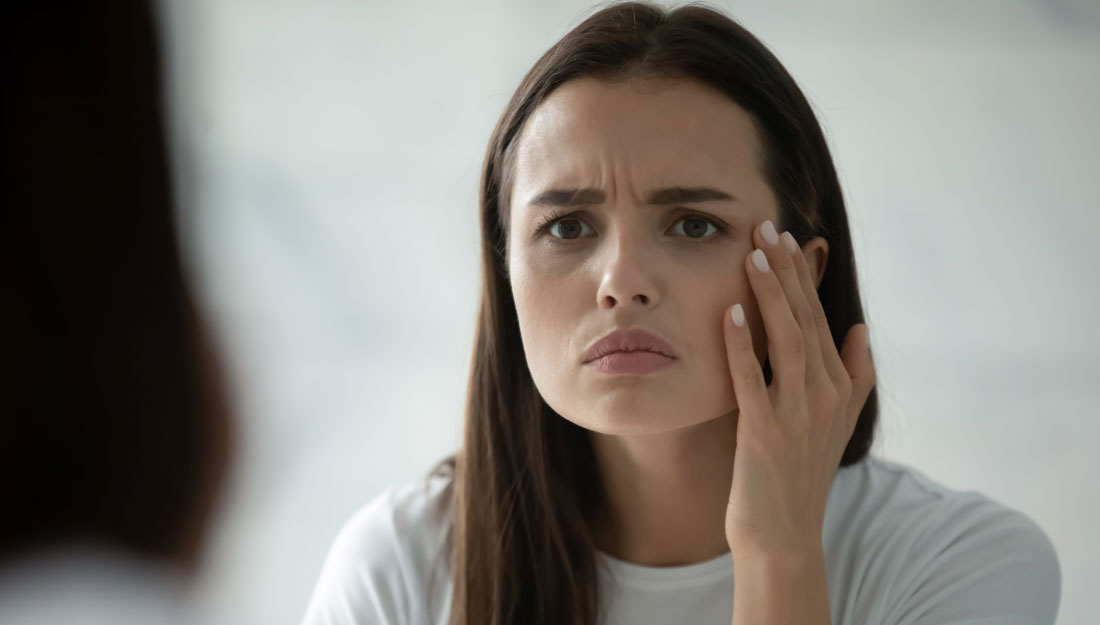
511,77,766,206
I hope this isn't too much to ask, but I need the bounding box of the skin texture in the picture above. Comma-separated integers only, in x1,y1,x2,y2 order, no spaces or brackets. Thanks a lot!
506,76,829,567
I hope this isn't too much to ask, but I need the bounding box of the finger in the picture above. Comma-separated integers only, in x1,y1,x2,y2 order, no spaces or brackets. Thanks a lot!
839,323,876,433
783,231,848,389
755,221,826,388
744,241,804,395
725,302,773,421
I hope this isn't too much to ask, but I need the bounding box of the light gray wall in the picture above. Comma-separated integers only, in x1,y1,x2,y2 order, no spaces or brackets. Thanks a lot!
156,1,1100,623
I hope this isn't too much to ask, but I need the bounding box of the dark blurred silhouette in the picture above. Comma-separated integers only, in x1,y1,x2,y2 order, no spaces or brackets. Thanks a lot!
0,0,232,619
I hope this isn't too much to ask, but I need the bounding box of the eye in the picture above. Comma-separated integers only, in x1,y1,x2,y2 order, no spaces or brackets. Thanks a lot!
670,214,721,239
533,209,728,243
536,212,595,240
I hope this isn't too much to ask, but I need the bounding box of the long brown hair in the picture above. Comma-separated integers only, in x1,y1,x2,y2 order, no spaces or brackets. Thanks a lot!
428,2,878,623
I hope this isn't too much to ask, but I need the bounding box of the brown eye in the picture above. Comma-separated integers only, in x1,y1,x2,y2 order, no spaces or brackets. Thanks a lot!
534,210,727,244
671,215,720,239
551,218,587,239
536,214,594,240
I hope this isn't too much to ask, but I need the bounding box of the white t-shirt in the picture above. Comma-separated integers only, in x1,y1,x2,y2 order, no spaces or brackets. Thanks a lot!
300,455,1061,625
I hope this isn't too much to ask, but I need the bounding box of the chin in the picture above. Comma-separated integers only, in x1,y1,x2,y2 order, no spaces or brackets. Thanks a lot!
564,405,710,437
540,375,736,435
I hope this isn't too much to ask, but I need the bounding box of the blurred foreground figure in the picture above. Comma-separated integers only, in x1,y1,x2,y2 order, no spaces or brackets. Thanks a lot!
0,1,232,623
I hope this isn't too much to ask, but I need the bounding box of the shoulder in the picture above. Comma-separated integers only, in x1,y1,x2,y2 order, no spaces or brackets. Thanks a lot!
333,474,453,568
300,473,455,625
826,456,1060,625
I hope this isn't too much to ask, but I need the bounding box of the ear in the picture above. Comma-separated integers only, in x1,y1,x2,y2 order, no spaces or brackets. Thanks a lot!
802,236,829,289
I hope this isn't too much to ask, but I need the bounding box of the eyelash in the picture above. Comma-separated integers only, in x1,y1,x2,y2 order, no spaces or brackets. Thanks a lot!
532,209,729,243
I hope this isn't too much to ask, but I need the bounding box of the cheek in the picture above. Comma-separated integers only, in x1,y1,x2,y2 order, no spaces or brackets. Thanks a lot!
508,243,770,431
512,253,566,323
714,266,768,368
510,261,579,383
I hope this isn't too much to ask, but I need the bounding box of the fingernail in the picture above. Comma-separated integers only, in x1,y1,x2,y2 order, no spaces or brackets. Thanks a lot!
731,304,745,327
781,231,798,254
752,249,770,272
761,220,779,246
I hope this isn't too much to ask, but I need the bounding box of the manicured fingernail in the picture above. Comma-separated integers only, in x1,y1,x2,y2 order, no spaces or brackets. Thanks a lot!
731,303,745,327
761,220,779,246
781,231,797,253
752,249,770,272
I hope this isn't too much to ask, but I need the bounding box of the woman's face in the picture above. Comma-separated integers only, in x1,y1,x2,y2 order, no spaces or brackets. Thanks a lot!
506,76,778,436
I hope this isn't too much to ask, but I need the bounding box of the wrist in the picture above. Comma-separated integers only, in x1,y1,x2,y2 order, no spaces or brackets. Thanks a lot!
728,538,824,571
729,541,832,625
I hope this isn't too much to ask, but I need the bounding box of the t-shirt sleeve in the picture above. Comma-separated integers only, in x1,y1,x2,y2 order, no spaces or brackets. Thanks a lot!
883,496,1061,625
300,488,411,625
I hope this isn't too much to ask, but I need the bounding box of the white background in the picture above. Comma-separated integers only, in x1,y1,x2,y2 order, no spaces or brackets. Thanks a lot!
155,1,1099,623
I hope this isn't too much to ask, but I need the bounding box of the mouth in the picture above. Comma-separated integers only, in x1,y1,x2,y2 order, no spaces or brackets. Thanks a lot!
581,326,677,365
584,350,675,375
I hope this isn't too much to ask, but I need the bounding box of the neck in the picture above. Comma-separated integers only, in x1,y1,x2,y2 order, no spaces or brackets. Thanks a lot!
589,410,737,567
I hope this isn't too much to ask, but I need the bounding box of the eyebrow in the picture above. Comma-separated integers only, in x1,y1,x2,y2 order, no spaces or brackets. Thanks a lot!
526,186,738,208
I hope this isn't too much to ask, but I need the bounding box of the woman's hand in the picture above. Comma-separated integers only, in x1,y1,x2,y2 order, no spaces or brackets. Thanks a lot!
722,220,876,559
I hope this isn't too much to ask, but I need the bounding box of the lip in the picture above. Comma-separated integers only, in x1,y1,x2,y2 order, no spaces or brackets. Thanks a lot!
581,327,677,373
586,351,675,375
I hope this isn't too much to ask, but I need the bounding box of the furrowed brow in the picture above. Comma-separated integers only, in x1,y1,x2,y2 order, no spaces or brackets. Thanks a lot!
526,186,737,208
645,186,737,205
526,188,606,208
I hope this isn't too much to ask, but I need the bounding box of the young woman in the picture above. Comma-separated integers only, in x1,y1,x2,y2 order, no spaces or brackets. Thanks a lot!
301,3,1061,624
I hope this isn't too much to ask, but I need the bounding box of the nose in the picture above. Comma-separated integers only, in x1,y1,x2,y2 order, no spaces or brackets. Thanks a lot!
595,224,660,309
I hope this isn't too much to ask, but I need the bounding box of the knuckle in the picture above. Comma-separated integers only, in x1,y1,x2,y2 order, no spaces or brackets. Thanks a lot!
792,300,816,332
817,386,840,409
782,326,806,359
835,378,852,403
811,297,828,326
737,362,767,391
